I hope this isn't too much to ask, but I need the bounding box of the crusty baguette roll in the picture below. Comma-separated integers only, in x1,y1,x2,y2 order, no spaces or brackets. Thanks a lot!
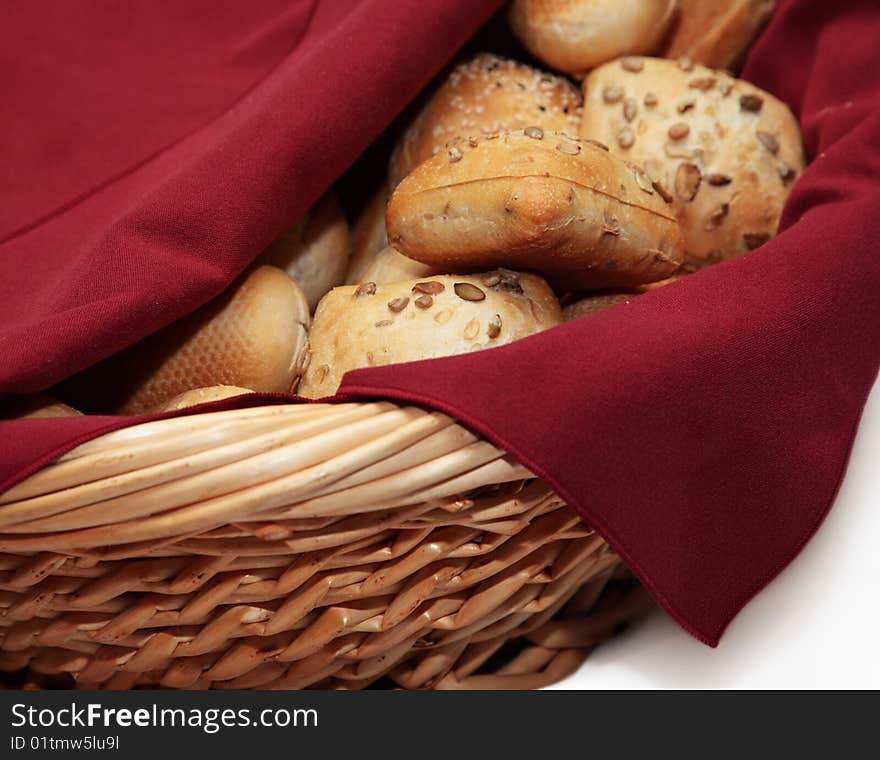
98,266,309,414
154,385,255,412
1,394,82,419
509,0,680,78
563,292,636,320
662,0,774,71
345,186,390,285
298,271,562,398
562,272,683,320
355,246,438,285
258,191,350,310
388,53,582,188
579,57,804,267
386,128,684,290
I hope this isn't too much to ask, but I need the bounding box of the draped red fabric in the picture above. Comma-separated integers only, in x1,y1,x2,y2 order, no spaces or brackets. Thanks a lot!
1,0,878,646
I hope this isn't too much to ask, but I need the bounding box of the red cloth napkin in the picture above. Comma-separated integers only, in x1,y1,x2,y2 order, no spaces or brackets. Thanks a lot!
1,0,878,647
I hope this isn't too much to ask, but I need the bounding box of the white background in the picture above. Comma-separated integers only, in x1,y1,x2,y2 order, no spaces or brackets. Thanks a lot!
553,377,880,690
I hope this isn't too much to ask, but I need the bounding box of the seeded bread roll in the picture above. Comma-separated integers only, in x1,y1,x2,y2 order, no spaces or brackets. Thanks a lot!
386,128,684,290
298,271,562,398
509,0,680,78
388,53,582,188
662,0,774,71
346,186,390,285
579,56,804,267
258,192,350,310
1,394,82,419
84,266,310,414
356,247,439,285
154,385,255,412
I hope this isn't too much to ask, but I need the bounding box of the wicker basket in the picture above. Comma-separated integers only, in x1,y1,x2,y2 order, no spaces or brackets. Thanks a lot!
0,401,651,689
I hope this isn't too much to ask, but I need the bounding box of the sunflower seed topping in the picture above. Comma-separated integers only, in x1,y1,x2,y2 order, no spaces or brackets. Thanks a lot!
668,122,691,140
412,281,445,294
454,282,486,301
689,77,717,91
524,126,544,140
387,296,409,312
677,99,696,114
617,126,635,149
634,167,654,194
705,203,730,230
556,140,581,155
375,319,392,327
756,130,780,154
652,180,673,203
621,57,644,72
677,56,694,72
739,94,764,112
355,282,377,297
706,173,732,186
487,314,502,339
623,97,638,122
448,146,463,162
644,92,658,108
414,294,434,309
675,162,702,202
602,85,624,104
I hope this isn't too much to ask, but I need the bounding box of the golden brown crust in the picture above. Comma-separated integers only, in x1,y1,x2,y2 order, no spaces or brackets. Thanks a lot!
354,246,439,285
113,266,310,414
1,394,82,419
259,192,350,310
563,292,636,320
153,385,255,412
346,186,390,285
509,0,680,77
298,271,562,398
388,53,582,188
579,56,804,267
386,128,684,290
662,0,774,71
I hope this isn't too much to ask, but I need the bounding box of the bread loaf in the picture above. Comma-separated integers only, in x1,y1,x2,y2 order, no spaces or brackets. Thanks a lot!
355,247,438,285
580,56,804,267
346,186,390,285
258,191,350,310
508,0,680,77
389,53,582,188
298,271,562,398
662,0,774,71
386,128,684,289
82,266,310,414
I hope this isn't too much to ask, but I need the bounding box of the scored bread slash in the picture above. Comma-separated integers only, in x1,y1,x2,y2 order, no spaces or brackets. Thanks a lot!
385,128,684,291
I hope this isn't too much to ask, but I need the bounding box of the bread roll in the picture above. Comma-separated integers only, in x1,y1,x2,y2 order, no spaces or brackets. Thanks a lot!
154,385,255,412
662,0,774,71
101,266,309,414
386,128,684,290
258,192,350,310
579,57,804,267
563,292,636,320
388,53,582,188
355,246,438,285
346,186,390,284
2,394,82,419
299,271,562,398
508,0,680,78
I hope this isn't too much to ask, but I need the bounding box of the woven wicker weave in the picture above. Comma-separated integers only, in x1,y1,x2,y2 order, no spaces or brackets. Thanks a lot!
0,402,650,689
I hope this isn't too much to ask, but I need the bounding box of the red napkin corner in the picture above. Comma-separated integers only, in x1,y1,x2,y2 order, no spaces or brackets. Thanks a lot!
1,0,878,647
